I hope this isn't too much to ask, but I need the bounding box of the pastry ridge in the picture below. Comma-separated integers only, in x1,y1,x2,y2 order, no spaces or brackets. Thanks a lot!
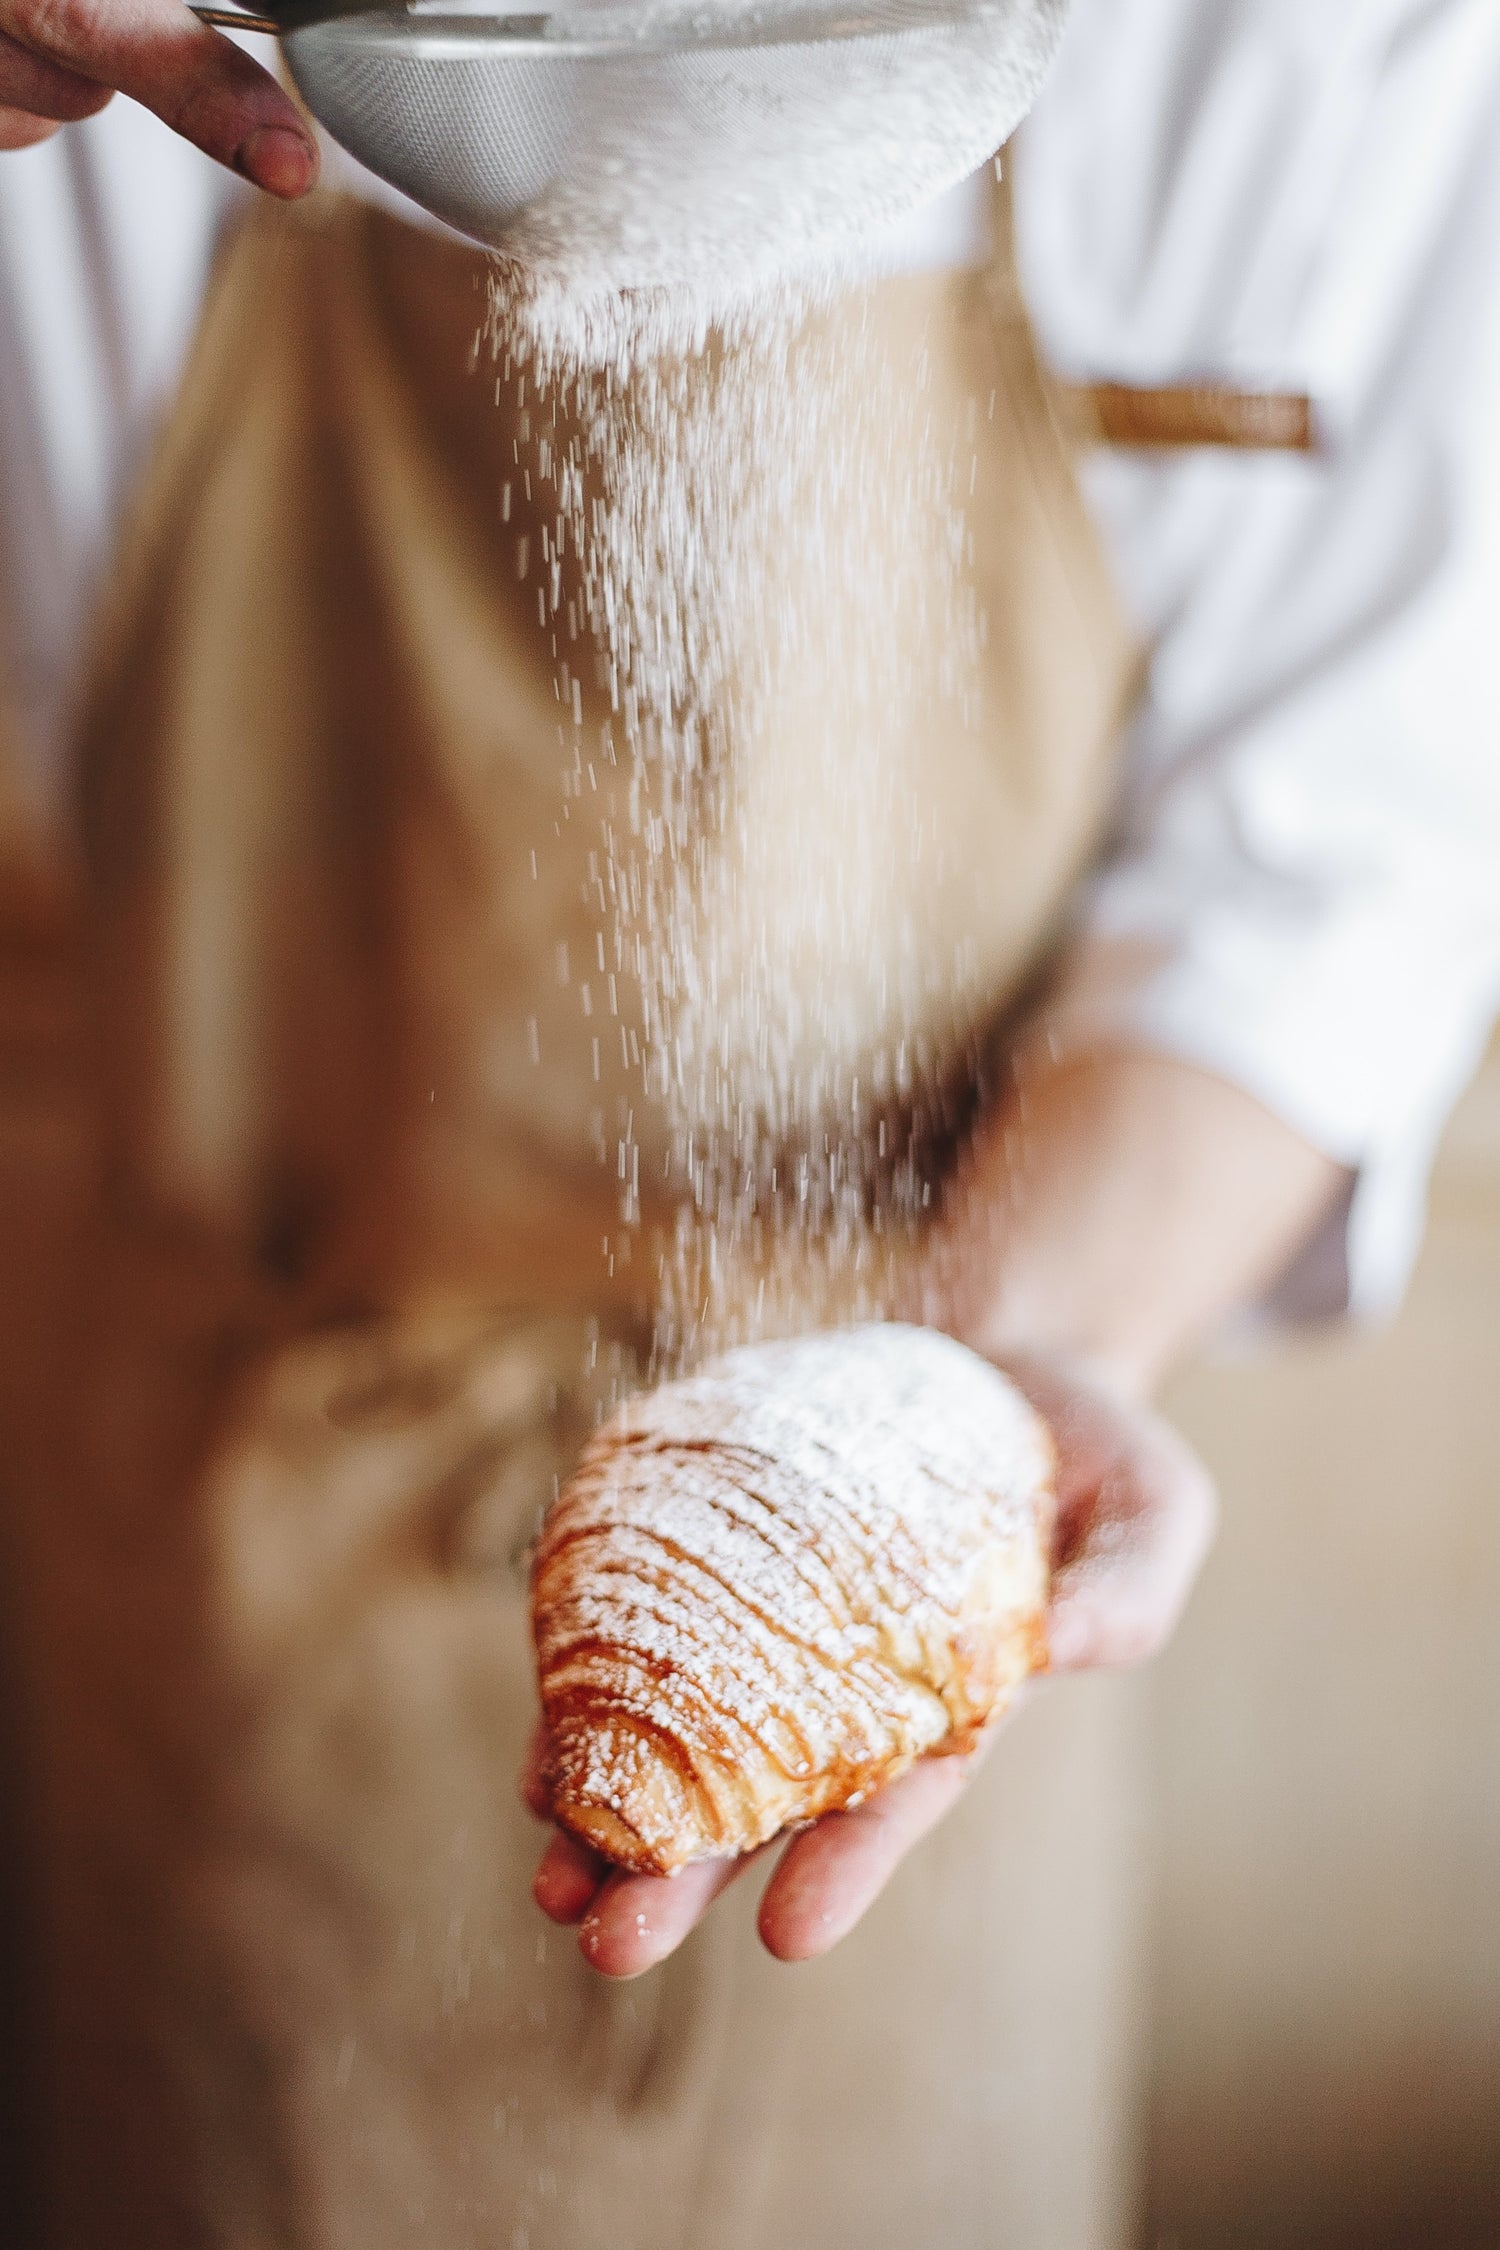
531,1323,1055,1874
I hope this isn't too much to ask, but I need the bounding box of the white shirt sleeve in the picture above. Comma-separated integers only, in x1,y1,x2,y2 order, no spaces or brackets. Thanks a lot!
1014,0,1500,1320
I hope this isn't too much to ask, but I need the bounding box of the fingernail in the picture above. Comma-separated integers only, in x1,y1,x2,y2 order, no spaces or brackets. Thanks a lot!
236,124,318,199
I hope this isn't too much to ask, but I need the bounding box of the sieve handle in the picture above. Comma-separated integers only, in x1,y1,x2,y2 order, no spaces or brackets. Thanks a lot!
191,6,283,27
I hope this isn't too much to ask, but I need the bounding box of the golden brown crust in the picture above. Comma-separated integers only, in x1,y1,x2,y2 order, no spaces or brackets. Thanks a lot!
531,1325,1055,1875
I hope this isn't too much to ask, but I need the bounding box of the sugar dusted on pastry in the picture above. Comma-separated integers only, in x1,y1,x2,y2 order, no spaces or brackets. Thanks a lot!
530,1323,1055,1875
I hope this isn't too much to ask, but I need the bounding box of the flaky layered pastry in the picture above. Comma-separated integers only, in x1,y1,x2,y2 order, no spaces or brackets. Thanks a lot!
531,1324,1055,1875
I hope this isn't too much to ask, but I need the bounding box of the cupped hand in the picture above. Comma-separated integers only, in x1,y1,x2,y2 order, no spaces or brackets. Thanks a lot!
0,0,317,193
525,1348,1216,1978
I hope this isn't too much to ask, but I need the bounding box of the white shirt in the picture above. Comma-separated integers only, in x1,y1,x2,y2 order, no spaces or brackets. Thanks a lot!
4,0,1500,1322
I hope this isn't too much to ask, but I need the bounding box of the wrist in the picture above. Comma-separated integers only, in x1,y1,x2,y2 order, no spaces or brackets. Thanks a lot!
906,1040,1344,1402
904,1216,1160,1403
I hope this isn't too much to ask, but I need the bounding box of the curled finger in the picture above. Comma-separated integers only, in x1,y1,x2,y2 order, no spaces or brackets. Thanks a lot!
757,1748,980,1963
1047,1411,1217,1670
2,0,316,193
0,99,58,141
579,1849,760,1980
533,1826,610,1927
0,26,112,117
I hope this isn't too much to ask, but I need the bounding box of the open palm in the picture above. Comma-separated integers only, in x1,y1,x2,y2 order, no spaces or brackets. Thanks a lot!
526,1347,1215,1978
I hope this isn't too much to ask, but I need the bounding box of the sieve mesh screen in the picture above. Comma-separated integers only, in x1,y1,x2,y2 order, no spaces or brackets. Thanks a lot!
283,0,1065,293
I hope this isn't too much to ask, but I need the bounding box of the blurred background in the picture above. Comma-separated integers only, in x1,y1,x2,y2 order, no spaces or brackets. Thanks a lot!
1143,1032,1500,2250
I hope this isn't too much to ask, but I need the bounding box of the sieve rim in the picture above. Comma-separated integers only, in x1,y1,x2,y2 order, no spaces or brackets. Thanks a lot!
286,0,1000,64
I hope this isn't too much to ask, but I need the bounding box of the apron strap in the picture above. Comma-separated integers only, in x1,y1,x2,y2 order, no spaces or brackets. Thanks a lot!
1057,379,1316,454
992,149,1317,454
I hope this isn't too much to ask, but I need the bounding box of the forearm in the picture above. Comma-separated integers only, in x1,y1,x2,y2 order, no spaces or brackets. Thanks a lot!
919,1030,1348,1400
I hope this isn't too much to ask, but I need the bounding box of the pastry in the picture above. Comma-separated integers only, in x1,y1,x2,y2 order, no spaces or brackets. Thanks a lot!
531,1323,1054,1875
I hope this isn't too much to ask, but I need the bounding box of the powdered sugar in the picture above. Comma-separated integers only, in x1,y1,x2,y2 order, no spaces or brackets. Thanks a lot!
484,259,1000,1366
486,13,1066,1872
534,1326,1053,1869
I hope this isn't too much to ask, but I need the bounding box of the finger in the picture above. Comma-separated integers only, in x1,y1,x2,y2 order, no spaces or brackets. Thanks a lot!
2,0,317,194
533,1827,609,1926
0,26,112,116
1047,1414,1216,1671
579,1851,754,1980
993,1351,1135,1537
757,1751,977,1963
0,99,58,141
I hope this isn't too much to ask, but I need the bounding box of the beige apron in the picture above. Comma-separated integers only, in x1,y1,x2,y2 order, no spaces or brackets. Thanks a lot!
0,182,1153,2250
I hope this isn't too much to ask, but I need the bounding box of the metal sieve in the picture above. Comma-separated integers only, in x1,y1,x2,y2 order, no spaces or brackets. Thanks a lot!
197,0,1065,291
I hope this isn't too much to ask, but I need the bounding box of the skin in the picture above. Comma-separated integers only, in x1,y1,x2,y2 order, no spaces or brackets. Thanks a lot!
531,976,1346,1978
0,0,318,191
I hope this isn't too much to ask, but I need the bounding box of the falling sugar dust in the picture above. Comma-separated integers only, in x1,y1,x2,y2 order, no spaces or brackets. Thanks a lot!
480,256,1001,1375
